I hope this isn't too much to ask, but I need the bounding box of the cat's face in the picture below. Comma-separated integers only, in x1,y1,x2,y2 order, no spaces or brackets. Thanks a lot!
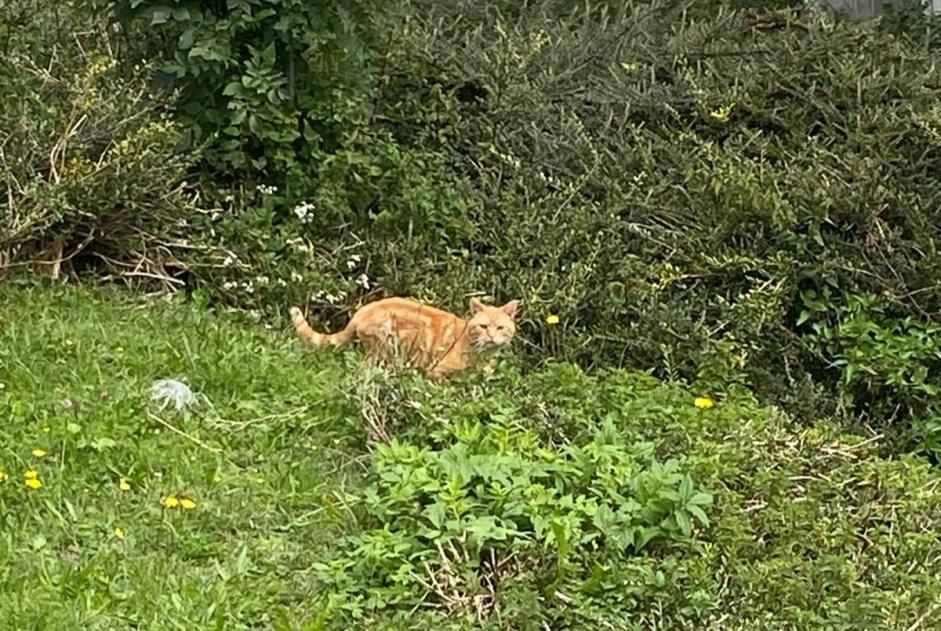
467,298,519,348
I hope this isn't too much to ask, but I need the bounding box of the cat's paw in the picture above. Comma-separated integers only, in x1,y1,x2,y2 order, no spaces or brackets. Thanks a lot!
289,307,305,324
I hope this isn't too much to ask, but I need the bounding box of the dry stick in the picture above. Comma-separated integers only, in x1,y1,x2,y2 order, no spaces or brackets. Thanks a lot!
147,412,222,454
907,599,941,631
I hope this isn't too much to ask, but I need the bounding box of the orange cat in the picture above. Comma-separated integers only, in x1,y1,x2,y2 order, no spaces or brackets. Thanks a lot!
289,297,519,378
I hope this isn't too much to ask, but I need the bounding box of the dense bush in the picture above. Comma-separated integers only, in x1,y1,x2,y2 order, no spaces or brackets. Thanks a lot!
313,364,941,627
378,1,941,427
0,1,197,282
106,0,396,194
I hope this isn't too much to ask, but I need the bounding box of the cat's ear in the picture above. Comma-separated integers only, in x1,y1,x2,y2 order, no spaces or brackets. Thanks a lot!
500,300,520,320
469,297,485,314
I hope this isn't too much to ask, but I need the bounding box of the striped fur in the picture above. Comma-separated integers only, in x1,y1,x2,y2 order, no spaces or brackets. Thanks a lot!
289,297,519,378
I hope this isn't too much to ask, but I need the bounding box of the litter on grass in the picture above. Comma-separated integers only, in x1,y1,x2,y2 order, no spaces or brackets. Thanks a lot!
150,379,204,411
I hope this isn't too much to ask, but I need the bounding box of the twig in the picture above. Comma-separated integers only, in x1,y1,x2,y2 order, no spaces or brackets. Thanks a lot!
147,412,221,453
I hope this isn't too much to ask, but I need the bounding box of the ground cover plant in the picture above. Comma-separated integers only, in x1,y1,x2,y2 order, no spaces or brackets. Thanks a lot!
2,286,941,629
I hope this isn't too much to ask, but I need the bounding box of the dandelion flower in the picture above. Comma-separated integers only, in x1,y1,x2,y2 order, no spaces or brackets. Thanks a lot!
24,470,38,480
118,478,131,492
25,478,42,490
179,498,197,510
694,396,715,410
32,448,47,458
546,314,560,325
162,495,180,508
113,527,126,540
116,346,125,353
0,469,7,483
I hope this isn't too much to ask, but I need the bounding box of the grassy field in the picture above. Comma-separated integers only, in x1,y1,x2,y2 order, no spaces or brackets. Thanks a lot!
0,285,365,629
4,285,941,630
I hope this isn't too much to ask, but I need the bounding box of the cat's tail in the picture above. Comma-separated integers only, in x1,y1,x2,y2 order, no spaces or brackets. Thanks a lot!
289,307,355,347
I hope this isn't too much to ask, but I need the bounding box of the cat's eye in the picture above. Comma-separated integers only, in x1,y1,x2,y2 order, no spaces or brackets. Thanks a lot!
496,325,506,331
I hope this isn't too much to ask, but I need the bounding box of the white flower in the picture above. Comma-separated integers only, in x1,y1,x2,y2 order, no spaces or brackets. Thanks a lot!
356,273,370,290
256,275,269,285
291,272,304,282
276,279,287,287
312,290,326,301
256,184,278,195
293,201,314,223
222,281,237,290
222,254,235,267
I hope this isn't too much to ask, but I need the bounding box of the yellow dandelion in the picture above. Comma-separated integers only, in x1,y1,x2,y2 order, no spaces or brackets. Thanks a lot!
24,470,38,480
212,474,222,483
65,339,74,346
116,346,125,353
113,527,126,540
546,314,560,325
25,478,42,490
162,495,180,508
118,478,131,492
31,448,47,458
694,396,715,410
0,469,7,483
179,498,197,511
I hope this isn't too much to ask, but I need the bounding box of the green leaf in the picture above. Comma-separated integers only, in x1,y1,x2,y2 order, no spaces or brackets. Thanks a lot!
687,504,710,526
675,510,692,537
149,5,172,25
635,526,660,551
550,521,571,557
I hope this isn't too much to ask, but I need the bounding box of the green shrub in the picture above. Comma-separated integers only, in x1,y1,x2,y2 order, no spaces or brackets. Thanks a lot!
312,364,941,628
316,414,712,623
106,0,399,195
803,293,941,423
293,0,941,431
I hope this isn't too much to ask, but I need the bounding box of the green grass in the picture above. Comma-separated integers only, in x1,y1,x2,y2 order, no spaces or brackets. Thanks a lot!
0,285,363,629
